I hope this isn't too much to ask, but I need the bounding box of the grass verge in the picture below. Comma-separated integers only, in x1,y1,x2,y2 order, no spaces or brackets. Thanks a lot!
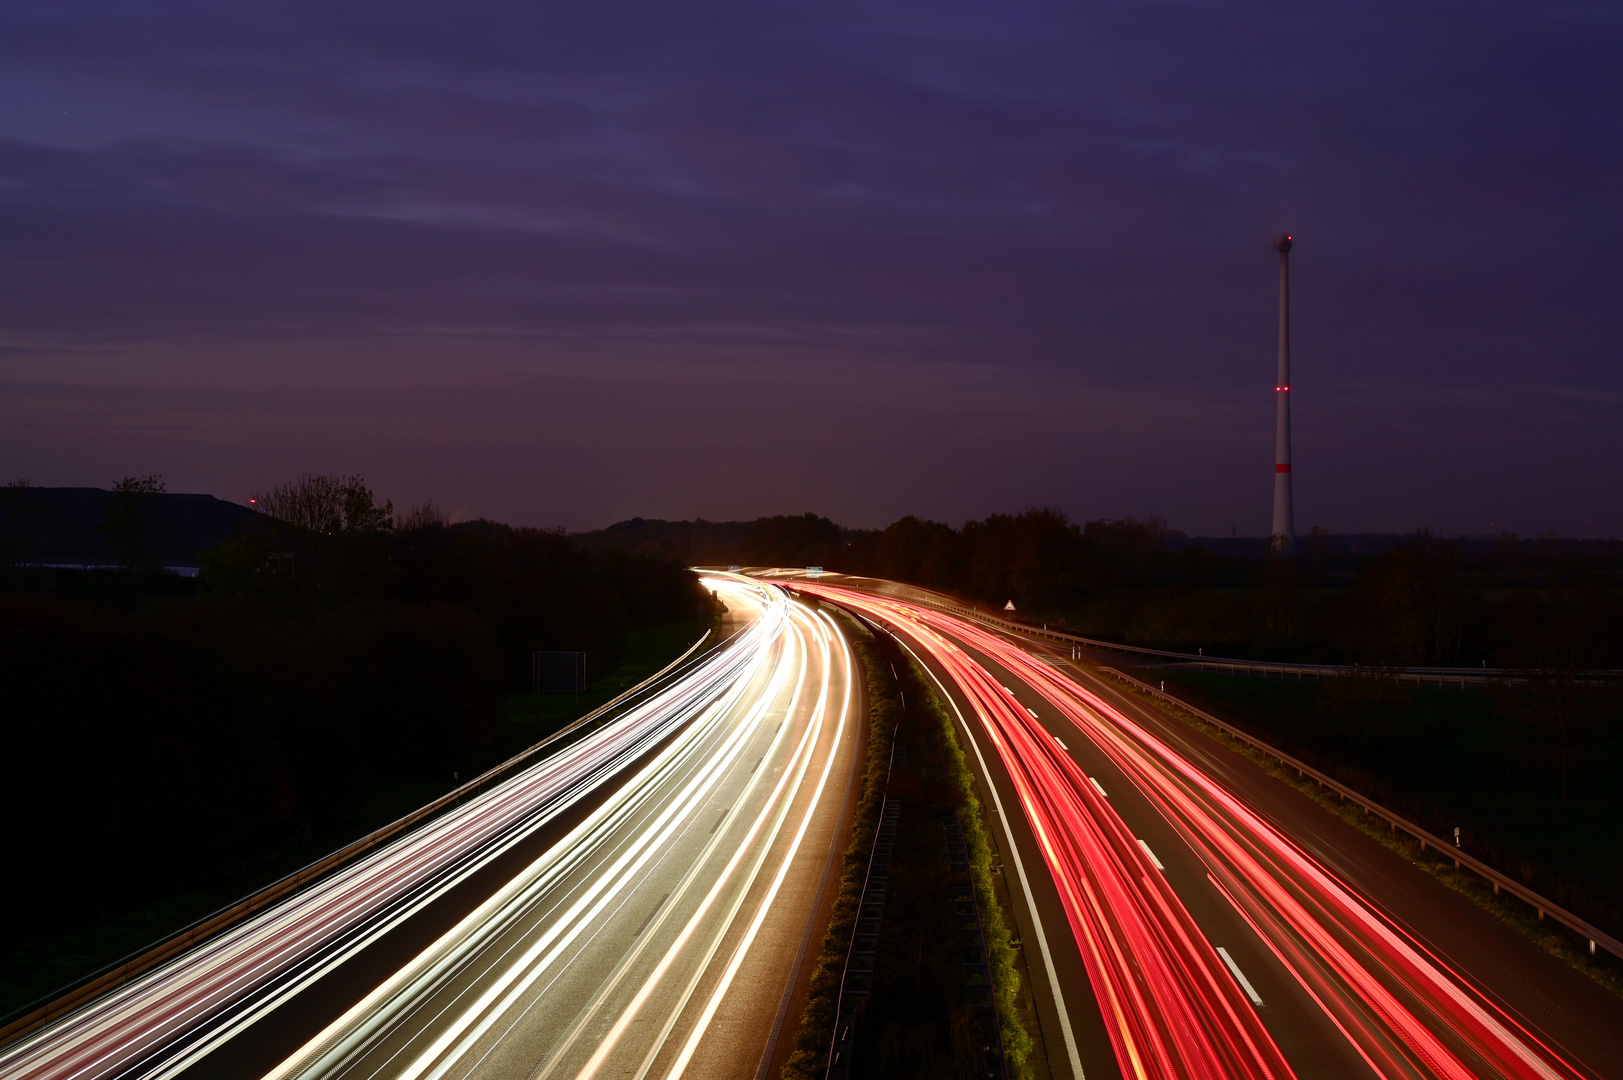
909,652,1035,1076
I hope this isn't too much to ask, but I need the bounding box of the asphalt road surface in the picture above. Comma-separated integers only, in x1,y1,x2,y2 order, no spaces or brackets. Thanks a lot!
791,575,1623,1080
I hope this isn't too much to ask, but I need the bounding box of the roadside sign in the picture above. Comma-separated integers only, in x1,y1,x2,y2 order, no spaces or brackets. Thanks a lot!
533,651,587,693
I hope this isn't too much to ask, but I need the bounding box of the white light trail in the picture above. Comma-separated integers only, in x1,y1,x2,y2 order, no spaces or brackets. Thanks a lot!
5,576,851,1080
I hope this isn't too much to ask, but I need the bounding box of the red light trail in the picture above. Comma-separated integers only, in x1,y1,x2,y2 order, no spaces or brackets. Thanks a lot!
791,583,1589,1080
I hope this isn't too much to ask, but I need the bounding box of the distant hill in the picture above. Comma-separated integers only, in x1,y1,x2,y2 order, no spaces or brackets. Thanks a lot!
0,487,259,567
10,487,1613,576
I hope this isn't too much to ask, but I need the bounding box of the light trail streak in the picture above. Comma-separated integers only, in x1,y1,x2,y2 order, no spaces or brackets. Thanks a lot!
794,583,1293,1080
657,608,853,1080
273,614,800,1080
794,583,1596,1080
358,585,852,1080
5,577,854,1080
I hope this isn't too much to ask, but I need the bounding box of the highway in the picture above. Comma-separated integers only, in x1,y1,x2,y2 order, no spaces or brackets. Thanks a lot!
790,578,1623,1080
2,577,859,1080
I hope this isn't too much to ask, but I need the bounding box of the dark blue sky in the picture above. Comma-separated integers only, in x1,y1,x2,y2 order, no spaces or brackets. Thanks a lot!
3,1,1619,535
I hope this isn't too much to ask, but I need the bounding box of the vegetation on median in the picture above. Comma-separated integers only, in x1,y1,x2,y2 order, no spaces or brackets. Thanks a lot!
910,652,1035,1075
780,605,1033,1079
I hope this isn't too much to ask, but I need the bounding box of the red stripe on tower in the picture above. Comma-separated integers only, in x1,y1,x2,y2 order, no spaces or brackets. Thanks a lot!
1275,464,1291,473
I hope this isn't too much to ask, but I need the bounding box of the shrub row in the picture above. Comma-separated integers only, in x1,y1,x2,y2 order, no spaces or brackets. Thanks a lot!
910,654,1035,1074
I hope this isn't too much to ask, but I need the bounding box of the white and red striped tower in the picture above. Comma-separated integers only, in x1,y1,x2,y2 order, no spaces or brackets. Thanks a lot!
1271,233,1294,553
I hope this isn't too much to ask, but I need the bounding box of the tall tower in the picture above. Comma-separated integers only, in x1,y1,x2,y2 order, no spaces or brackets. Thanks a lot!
1271,233,1294,553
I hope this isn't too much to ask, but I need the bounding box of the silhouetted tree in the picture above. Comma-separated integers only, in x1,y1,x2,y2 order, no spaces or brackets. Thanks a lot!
252,473,394,535
1257,547,1303,640
1340,532,1483,665
0,478,37,569
742,513,841,567
102,474,165,571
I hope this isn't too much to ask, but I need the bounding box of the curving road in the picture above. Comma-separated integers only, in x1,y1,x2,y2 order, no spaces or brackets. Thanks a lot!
791,578,1622,1080
3,577,859,1080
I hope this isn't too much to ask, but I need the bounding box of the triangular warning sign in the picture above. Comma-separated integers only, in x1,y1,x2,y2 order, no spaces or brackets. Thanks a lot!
1004,600,1016,611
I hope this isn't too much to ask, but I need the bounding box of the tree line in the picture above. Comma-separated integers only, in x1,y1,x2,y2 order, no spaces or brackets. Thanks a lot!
891,512,1619,674
592,507,1623,671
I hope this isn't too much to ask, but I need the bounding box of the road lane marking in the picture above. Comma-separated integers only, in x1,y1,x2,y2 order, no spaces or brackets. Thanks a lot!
1053,735,1068,751
635,894,671,937
1136,840,1164,871
568,603,830,1080
1027,707,1040,719
1089,776,1107,798
1217,947,1263,1007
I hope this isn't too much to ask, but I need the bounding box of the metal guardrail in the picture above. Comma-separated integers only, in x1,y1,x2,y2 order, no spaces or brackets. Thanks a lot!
1094,664,1623,963
0,629,718,1049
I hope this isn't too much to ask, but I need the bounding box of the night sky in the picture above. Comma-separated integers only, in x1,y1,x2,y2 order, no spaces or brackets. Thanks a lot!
3,1,1619,536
